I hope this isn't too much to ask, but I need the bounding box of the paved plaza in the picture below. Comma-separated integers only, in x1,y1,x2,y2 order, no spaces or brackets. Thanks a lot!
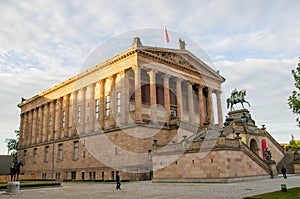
1,175,300,199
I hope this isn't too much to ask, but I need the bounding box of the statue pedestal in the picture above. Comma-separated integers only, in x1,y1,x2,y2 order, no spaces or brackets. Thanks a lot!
6,181,20,194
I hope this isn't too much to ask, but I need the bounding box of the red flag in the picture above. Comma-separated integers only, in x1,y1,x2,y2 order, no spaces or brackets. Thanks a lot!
164,25,170,43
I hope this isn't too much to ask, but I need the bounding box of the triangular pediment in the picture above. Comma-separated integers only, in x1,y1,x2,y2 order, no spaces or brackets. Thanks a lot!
140,48,225,82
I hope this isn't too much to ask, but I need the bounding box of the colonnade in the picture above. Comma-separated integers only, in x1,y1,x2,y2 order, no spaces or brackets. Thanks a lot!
19,65,223,147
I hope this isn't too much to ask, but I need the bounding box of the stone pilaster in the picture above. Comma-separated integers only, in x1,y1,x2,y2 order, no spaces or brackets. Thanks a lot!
80,87,86,134
49,100,56,140
109,75,116,128
198,85,205,127
98,79,105,130
32,108,38,144
42,103,49,142
88,83,96,133
37,106,43,143
27,109,33,145
133,66,143,123
55,97,62,139
120,71,128,125
147,70,157,123
70,91,78,136
63,94,70,138
163,74,170,125
24,111,29,145
176,78,182,120
19,113,25,147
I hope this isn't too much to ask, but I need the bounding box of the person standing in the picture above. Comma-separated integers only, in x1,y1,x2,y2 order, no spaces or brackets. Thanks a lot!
281,166,287,179
116,171,121,190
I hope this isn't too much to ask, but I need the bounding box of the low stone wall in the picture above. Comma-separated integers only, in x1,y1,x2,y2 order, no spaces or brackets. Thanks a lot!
294,163,300,174
152,148,269,182
0,174,36,182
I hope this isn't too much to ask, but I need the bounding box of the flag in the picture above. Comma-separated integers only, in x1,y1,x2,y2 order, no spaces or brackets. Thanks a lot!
164,25,170,43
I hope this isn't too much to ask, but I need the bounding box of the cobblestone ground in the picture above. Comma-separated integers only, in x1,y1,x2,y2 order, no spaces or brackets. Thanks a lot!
1,175,300,199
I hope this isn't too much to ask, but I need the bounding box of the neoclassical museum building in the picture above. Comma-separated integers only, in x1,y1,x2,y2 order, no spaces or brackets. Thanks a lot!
17,37,284,182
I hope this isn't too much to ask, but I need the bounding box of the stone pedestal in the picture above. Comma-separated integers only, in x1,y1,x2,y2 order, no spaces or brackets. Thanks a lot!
6,181,20,194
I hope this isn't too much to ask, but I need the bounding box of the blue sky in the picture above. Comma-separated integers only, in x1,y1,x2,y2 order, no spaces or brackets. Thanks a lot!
1,0,300,154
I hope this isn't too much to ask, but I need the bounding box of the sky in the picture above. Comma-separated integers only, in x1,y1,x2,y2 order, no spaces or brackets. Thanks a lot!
1,0,300,155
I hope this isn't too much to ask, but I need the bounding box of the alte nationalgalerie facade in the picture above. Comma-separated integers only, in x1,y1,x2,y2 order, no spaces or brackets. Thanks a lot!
17,37,284,182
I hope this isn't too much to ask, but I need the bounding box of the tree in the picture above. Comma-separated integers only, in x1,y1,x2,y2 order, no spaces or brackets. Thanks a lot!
288,59,300,126
6,129,20,160
284,134,300,150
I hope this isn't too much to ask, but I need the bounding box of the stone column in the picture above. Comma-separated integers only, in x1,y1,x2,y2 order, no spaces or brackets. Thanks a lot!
109,75,116,127
207,88,214,124
147,70,157,124
63,94,70,138
88,83,96,133
120,71,128,125
215,90,223,128
133,66,143,123
187,81,195,124
32,108,38,144
198,85,205,127
98,79,105,130
42,103,49,142
55,97,62,139
70,91,78,136
176,78,182,120
37,106,43,143
163,74,171,125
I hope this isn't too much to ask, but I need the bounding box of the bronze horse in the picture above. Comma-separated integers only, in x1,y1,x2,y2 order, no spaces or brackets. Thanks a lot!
10,161,24,181
227,89,250,111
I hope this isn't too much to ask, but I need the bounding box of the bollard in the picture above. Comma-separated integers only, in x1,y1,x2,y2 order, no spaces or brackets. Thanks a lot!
281,183,287,192
6,181,20,194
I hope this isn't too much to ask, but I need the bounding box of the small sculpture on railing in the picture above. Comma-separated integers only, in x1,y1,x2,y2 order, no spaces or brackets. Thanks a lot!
264,147,272,161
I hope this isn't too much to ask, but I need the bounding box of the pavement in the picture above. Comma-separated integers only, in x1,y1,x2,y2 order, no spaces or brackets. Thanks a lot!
1,175,300,199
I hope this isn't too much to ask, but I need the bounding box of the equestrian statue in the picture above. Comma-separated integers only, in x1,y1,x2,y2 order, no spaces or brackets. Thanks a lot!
10,160,24,181
227,88,251,111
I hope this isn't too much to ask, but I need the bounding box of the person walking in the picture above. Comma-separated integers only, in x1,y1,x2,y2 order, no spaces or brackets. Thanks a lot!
281,166,287,179
116,171,121,190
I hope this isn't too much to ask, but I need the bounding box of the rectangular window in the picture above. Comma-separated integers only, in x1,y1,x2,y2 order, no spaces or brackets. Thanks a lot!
23,150,27,164
73,141,79,160
71,171,76,180
77,105,81,123
49,115,52,129
105,96,110,116
62,111,66,129
44,146,49,162
33,148,38,163
116,91,121,113
95,99,100,119
58,144,63,160
42,173,47,180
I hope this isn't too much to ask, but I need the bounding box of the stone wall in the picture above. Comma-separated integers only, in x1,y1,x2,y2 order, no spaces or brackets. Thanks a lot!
153,149,269,182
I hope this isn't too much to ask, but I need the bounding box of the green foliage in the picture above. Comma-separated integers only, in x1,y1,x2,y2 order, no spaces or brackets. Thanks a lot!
6,129,20,160
288,62,300,127
284,135,300,150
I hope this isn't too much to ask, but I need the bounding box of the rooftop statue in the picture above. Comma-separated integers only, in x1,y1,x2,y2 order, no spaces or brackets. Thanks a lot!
226,88,250,111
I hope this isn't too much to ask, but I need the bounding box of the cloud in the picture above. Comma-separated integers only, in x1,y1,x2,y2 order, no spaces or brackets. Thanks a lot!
1,0,300,154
